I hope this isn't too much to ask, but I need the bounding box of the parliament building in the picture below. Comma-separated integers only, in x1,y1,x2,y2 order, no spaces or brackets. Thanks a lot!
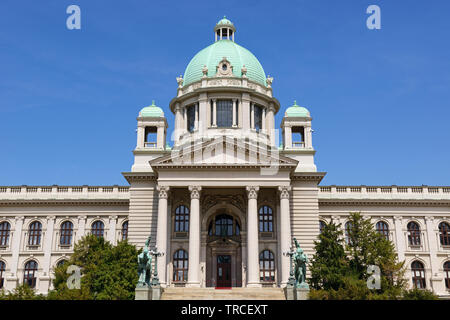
0,18,449,299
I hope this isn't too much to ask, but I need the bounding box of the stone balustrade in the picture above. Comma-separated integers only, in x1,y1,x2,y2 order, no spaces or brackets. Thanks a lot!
318,186,450,200
0,185,129,200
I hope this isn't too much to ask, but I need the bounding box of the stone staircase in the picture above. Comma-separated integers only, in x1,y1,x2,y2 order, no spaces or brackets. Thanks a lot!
161,287,286,300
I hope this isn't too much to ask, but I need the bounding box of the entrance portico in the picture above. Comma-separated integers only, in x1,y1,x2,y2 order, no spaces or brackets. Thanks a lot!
153,177,294,288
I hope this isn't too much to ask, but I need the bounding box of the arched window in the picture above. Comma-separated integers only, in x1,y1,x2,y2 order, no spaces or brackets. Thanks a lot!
0,221,11,246
259,205,273,232
56,260,67,268
0,260,5,289
444,261,450,289
173,249,188,282
376,221,389,240
214,214,234,236
319,220,327,234
24,260,38,288
91,220,104,238
411,261,426,289
208,214,240,237
60,221,73,245
407,222,421,246
122,221,128,240
259,250,275,282
174,205,189,232
28,221,42,246
345,221,353,245
439,222,450,246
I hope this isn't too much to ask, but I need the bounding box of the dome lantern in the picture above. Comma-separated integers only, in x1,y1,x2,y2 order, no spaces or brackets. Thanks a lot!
214,16,236,42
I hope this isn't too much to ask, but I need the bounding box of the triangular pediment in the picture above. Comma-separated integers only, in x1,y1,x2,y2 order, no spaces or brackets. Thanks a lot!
150,136,298,171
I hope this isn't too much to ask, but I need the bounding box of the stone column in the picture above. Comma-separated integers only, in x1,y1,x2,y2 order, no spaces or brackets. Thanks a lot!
6,216,24,290
183,108,187,133
250,103,255,129
285,126,292,149
212,99,217,127
156,185,169,287
188,186,202,287
137,125,144,148
267,105,275,146
174,104,182,143
246,186,260,287
279,186,292,286
262,108,266,131
194,103,199,131
393,217,405,261
232,99,237,127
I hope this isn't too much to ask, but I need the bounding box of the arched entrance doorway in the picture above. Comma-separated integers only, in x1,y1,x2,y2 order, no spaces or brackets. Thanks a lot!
205,210,243,287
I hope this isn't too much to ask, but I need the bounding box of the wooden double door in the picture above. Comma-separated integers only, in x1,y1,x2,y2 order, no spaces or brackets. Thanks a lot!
216,255,232,288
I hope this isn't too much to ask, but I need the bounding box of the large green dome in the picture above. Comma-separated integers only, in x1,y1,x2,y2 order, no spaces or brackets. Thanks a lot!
183,39,266,86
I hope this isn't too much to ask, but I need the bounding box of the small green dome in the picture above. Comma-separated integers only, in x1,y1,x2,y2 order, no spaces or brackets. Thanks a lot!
183,40,266,86
285,101,310,117
217,16,233,26
139,100,164,117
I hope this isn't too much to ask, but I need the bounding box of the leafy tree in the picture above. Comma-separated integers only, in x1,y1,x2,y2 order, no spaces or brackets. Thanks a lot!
402,288,439,300
310,212,410,299
0,284,45,300
48,235,140,300
345,212,406,297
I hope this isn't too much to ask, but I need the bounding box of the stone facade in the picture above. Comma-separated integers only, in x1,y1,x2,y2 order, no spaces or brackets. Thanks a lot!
0,18,449,298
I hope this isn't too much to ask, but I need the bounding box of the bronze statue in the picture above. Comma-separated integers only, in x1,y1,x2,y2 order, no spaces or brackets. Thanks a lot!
137,236,153,287
293,238,309,288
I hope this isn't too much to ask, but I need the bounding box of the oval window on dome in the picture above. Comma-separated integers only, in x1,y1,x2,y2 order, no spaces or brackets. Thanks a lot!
222,64,227,71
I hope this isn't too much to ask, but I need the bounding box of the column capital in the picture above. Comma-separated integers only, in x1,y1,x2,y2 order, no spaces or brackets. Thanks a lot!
78,215,87,220
46,216,56,222
424,216,434,222
157,185,170,199
189,186,202,199
278,186,291,199
246,186,259,199
109,215,118,220
14,216,25,222
393,216,403,222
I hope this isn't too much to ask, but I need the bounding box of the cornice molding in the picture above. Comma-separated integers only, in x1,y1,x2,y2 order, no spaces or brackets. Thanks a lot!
122,172,157,183
291,172,326,182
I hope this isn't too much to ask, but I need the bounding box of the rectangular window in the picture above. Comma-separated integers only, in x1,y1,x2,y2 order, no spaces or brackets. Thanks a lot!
254,105,262,132
236,100,239,126
216,100,233,127
187,105,195,132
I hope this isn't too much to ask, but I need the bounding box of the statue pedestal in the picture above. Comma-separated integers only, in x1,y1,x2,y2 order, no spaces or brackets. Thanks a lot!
151,285,162,300
284,286,296,300
135,286,152,300
295,287,310,300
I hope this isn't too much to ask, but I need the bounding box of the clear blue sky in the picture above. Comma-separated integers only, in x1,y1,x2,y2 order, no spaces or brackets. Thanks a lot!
0,0,449,186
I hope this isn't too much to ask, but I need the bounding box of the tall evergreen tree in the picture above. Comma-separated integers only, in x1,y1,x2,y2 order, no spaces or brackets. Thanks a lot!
309,220,350,290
